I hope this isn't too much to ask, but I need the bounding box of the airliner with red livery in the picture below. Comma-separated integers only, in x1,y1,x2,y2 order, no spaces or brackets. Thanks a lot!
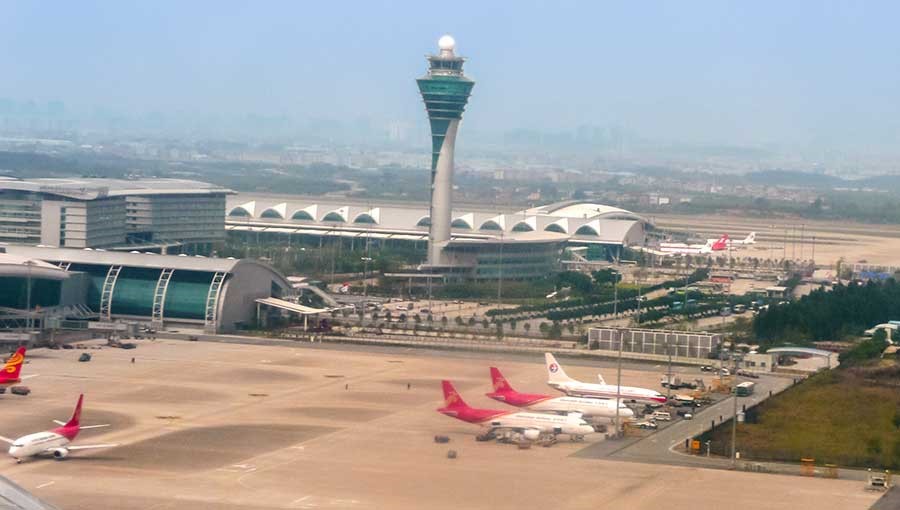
437,380,595,441
545,353,667,404
1,394,118,462
485,367,633,423
0,347,37,391
658,235,728,255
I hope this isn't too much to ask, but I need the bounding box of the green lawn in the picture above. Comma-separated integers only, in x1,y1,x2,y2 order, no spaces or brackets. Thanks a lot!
704,362,900,469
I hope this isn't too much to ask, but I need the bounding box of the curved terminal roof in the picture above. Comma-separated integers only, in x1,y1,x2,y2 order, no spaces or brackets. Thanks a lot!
528,201,646,222
766,347,836,358
0,177,232,201
0,253,70,280
2,245,255,274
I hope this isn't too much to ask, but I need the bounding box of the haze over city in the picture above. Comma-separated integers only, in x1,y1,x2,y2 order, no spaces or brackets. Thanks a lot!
3,1,900,159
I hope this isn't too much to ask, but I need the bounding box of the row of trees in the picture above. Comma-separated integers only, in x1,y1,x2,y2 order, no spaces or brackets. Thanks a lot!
754,279,900,344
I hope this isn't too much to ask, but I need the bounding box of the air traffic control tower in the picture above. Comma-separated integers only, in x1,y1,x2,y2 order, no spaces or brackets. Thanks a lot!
417,35,474,266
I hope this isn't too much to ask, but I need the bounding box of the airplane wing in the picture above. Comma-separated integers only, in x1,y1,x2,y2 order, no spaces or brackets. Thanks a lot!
66,444,118,450
52,420,65,426
0,435,13,444
20,374,39,380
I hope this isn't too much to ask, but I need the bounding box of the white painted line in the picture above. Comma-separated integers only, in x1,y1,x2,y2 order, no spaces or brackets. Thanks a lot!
36,481,55,489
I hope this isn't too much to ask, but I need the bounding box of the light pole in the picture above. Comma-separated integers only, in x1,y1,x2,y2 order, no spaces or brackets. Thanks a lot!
24,260,33,331
730,353,743,467
613,260,623,437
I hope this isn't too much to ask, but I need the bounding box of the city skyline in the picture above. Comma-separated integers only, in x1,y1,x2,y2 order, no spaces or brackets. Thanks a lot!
2,2,900,158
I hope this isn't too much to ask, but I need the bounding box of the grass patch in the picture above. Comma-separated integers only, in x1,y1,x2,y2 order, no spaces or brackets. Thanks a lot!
703,362,900,469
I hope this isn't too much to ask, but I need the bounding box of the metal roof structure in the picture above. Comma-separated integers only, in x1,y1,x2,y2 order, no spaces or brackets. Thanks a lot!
0,474,60,510
0,177,233,201
2,245,245,273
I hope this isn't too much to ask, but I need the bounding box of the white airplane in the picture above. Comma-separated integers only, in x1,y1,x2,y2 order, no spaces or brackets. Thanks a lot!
544,353,667,404
485,367,634,423
437,380,595,441
658,235,727,255
1,394,118,462
707,232,756,248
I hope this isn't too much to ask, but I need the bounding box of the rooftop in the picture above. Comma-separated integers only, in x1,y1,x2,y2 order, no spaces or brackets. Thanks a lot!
0,177,233,200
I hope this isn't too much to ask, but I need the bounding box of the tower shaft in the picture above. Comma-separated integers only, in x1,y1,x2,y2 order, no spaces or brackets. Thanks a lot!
416,37,474,266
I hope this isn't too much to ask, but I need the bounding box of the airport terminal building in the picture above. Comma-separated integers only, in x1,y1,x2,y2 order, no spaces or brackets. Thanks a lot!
0,245,293,334
0,177,231,253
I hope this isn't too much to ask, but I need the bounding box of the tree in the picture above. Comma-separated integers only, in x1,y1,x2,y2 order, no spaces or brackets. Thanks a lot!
523,322,532,334
548,322,563,339
481,318,490,329
509,320,517,331
441,316,449,327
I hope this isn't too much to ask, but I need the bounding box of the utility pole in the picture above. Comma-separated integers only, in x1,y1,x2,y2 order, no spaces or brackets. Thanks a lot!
25,260,33,331
614,327,623,438
613,260,622,438
496,231,504,309
730,353,742,467
666,338,673,402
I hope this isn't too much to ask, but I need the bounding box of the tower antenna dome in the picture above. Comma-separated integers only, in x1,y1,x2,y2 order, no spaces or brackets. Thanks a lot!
438,35,456,51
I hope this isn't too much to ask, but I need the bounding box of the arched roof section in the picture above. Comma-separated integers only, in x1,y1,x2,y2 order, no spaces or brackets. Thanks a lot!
539,201,645,222
416,215,431,227
228,201,256,217
545,218,569,234
511,216,537,232
574,220,600,236
353,207,380,225
321,206,349,223
451,213,474,230
260,203,287,219
291,204,317,221
479,214,506,231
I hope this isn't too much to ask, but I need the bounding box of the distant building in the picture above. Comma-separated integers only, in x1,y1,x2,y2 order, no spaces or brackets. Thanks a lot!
0,177,232,253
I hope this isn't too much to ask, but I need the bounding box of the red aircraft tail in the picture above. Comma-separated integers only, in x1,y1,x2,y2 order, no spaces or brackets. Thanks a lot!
0,347,26,383
440,380,470,410
65,394,84,428
712,234,729,251
489,367,514,393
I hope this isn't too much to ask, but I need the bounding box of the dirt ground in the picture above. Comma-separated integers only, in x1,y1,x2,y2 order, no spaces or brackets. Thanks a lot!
652,212,900,267
0,340,879,510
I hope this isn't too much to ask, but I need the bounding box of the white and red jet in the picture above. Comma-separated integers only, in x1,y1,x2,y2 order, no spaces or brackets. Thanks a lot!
485,367,633,423
545,353,667,404
1,394,118,462
437,380,595,441
658,234,728,255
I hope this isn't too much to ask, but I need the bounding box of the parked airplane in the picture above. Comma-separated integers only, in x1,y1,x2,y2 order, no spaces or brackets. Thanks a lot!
437,380,595,441
706,232,756,248
658,235,728,255
544,353,667,403
1,394,118,462
485,367,634,423
0,347,37,391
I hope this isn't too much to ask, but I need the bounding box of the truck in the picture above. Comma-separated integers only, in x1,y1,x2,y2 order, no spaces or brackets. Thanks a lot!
660,375,698,390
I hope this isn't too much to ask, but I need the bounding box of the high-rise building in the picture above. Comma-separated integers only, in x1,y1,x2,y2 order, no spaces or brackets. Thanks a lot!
416,35,474,265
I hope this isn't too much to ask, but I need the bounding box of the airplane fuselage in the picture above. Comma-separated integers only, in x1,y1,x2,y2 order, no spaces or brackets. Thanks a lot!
9,432,69,459
550,381,666,404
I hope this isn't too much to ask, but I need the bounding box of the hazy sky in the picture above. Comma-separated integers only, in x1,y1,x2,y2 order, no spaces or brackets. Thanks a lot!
2,1,899,148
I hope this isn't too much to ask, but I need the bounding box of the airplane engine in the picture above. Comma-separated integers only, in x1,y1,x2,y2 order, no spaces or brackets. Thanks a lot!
522,429,541,441
52,448,69,460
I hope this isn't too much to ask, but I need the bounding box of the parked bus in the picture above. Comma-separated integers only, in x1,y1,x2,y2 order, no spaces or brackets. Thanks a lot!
734,381,756,396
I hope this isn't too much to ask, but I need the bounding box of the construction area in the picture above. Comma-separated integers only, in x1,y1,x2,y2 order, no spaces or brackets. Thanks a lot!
1,338,883,510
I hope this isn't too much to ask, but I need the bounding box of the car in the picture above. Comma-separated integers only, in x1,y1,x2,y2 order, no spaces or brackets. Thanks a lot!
634,420,658,430
700,365,715,372
719,368,731,376
649,411,671,421
737,369,760,379
676,410,693,420
10,386,30,396
78,353,92,362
